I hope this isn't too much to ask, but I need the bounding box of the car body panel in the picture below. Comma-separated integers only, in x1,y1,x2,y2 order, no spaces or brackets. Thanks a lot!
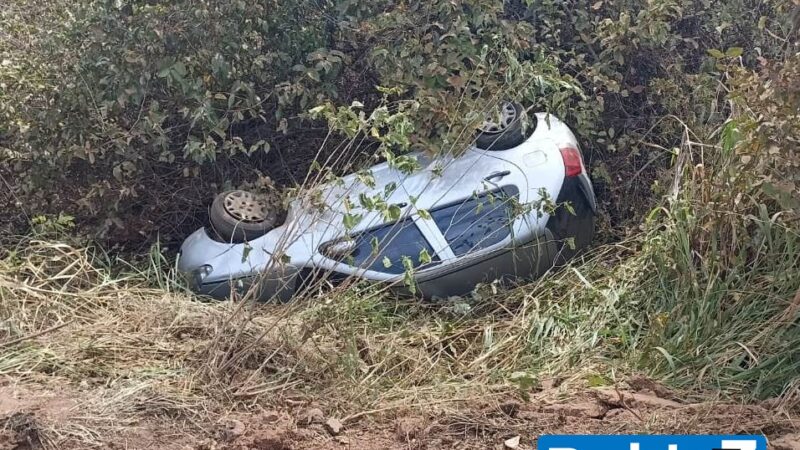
178,113,595,300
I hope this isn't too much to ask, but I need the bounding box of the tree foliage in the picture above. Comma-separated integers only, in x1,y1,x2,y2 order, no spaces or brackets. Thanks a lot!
0,0,796,242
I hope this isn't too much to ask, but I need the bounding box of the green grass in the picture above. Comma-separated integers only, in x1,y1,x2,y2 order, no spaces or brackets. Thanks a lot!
640,202,800,398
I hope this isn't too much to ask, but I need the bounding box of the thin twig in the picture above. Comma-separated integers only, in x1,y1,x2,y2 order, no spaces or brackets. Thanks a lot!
0,321,74,349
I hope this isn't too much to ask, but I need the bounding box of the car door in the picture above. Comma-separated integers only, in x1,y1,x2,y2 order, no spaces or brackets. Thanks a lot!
413,182,555,298
429,185,520,258
339,217,441,275
313,214,446,282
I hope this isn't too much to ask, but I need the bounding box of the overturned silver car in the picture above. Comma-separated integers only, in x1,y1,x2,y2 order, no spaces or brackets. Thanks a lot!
178,103,596,301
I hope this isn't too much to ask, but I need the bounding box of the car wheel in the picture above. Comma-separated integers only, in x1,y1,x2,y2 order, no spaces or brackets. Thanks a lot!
209,190,280,242
475,101,530,151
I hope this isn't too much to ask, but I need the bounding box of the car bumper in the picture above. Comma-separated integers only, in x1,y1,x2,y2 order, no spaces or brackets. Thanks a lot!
178,228,299,301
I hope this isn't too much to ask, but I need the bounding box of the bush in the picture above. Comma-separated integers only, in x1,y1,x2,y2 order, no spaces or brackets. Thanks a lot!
1,0,796,243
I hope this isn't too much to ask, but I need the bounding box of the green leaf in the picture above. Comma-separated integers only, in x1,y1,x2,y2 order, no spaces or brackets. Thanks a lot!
720,120,741,154
306,69,321,82
370,236,379,255
308,105,327,117
725,47,743,58
418,248,431,265
358,192,373,209
707,49,725,58
172,62,187,76
386,204,401,221
417,209,431,220
401,256,416,294
356,170,376,188
343,213,362,230
509,371,539,401
586,373,610,387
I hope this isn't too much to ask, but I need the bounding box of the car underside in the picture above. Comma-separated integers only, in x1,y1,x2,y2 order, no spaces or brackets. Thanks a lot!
178,106,597,301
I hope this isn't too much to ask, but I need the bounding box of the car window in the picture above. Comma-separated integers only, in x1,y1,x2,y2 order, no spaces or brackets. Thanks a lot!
432,186,519,256
339,219,439,274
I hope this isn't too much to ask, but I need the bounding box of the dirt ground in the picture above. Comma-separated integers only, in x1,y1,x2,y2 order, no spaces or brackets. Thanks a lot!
1,376,799,450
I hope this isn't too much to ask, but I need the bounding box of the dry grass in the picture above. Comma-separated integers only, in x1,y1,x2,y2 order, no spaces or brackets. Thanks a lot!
1,203,798,448
0,238,631,446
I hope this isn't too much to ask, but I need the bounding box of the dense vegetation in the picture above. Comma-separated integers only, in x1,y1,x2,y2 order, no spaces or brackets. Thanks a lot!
2,0,794,242
0,1,798,446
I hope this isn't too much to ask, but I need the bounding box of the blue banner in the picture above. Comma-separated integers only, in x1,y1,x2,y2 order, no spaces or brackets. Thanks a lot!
537,435,767,450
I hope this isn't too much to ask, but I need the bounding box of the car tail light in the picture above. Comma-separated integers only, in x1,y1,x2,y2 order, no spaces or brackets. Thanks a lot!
559,146,583,177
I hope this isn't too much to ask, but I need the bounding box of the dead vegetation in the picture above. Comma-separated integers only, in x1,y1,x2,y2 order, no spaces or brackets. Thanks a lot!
0,227,798,448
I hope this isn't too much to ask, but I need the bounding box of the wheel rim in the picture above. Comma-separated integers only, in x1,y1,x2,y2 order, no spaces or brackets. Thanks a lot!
222,190,270,223
479,102,518,134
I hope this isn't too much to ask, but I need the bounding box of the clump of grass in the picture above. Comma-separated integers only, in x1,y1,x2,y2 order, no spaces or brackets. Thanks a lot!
639,201,800,399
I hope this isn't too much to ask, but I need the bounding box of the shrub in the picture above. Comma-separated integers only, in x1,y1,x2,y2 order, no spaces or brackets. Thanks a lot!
0,0,796,243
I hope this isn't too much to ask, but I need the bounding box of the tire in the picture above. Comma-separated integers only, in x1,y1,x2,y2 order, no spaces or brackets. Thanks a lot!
209,190,280,242
475,101,531,151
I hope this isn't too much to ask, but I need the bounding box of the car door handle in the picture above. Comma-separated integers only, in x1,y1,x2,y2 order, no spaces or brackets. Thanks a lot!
484,170,511,182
